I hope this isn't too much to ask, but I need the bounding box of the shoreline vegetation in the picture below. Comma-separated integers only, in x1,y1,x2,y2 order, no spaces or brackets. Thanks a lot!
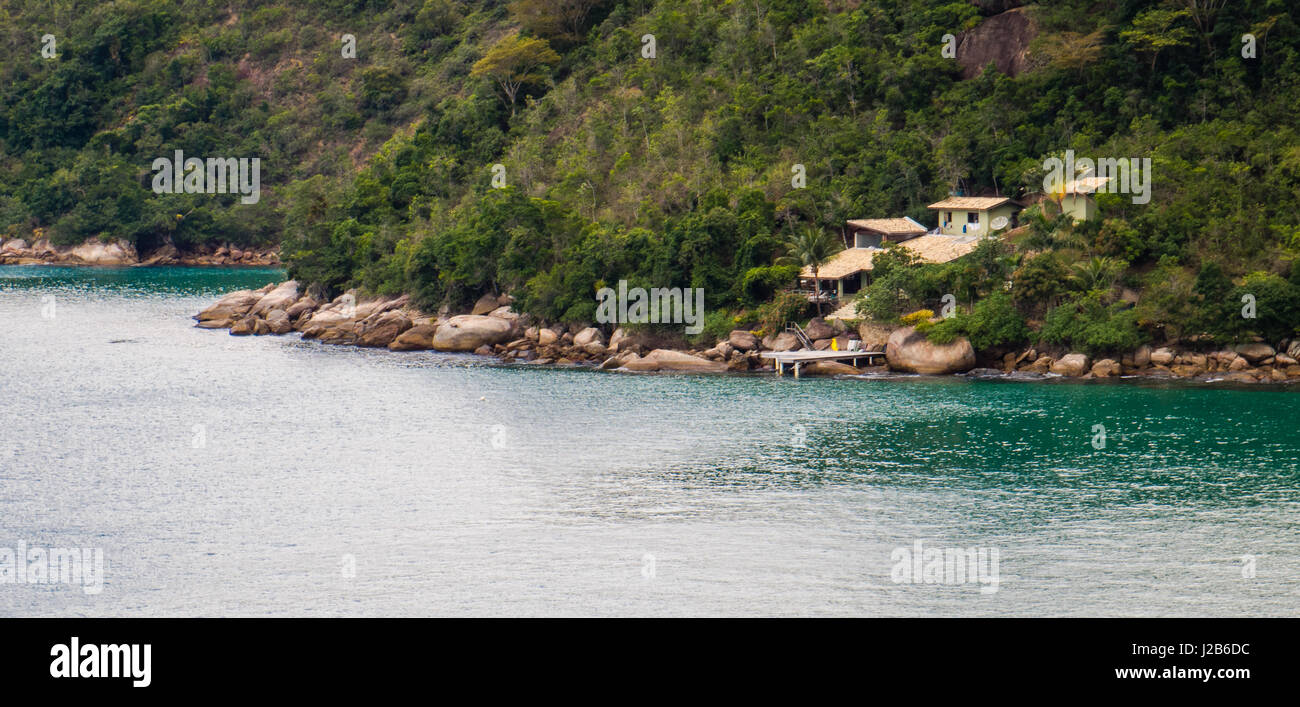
196,280,1300,386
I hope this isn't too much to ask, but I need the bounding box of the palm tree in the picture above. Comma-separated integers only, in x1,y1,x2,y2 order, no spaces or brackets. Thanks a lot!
1070,256,1122,294
779,225,842,315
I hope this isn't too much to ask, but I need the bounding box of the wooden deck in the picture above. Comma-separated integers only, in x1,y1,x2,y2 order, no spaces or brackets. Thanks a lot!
760,349,886,378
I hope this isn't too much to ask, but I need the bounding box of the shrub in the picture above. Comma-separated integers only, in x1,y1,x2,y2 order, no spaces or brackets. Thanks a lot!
927,293,1029,350
752,291,809,334
900,309,934,326
1040,293,1146,354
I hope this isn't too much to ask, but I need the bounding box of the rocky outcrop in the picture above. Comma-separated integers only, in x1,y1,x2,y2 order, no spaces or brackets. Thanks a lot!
249,281,299,317
957,7,1036,79
67,239,138,265
0,236,279,266
196,282,1300,386
885,327,976,374
196,285,274,325
431,315,514,352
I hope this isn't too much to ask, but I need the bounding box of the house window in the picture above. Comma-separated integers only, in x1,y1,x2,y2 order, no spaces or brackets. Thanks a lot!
944,211,952,225
967,211,979,224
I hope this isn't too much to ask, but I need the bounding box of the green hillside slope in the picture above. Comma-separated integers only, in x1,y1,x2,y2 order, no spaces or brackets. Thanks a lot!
3,1,1299,349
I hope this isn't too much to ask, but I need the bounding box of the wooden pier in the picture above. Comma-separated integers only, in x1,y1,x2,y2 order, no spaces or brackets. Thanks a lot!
760,350,886,378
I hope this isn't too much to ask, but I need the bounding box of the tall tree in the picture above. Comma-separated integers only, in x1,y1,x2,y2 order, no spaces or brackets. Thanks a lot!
470,32,561,117
1121,8,1193,70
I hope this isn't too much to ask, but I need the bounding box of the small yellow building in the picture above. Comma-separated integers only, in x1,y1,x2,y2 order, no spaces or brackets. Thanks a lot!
927,196,1019,236
1058,176,1110,222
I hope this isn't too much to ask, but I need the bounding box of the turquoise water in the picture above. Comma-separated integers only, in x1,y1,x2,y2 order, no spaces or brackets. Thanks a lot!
1,265,1297,616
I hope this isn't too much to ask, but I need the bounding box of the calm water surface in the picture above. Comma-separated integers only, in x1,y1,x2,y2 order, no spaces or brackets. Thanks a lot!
1,266,1297,616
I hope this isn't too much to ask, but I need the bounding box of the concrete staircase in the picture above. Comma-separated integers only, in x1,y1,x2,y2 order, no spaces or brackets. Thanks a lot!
825,299,859,321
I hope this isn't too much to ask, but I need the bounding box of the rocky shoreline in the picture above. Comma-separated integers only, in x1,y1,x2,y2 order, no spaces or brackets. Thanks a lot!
195,281,1300,385
0,236,279,267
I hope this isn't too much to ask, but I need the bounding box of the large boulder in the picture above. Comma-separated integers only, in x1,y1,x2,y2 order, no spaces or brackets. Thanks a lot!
803,317,835,341
766,332,801,352
68,238,138,265
431,315,514,352
538,328,559,347
471,293,501,316
803,360,861,376
621,353,660,372
388,324,438,351
298,309,352,338
357,310,412,347
1234,343,1276,364
728,330,759,351
1091,359,1121,377
197,289,264,322
884,326,975,374
265,309,293,335
284,297,318,321
249,281,299,317
573,327,604,348
1133,344,1152,368
1150,347,1176,366
857,322,893,352
642,349,727,373
1050,353,1092,377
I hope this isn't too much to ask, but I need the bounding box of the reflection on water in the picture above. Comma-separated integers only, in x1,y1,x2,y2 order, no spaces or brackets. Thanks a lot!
1,265,1297,617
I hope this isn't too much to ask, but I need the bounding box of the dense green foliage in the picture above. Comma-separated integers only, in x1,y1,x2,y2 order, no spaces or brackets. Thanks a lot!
4,1,1300,348
928,292,1029,350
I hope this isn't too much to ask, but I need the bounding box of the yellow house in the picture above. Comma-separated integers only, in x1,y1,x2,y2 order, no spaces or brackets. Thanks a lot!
927,196,1019,236
1058,176,1110,222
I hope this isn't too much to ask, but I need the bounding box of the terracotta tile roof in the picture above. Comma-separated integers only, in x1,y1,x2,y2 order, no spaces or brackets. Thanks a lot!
927,196,1013,210
898,234,982,264
801,235,984,279
846,217,927,235
801,247,878,280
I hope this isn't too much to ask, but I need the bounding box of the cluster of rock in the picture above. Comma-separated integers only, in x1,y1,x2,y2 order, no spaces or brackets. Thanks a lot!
196,284,519,352
991,341,1300,383
0,236,278,266
195,283,1299,385
196,286,890,375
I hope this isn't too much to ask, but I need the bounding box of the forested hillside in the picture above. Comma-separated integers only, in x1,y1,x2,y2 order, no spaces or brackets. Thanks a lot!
3,1,1299,350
